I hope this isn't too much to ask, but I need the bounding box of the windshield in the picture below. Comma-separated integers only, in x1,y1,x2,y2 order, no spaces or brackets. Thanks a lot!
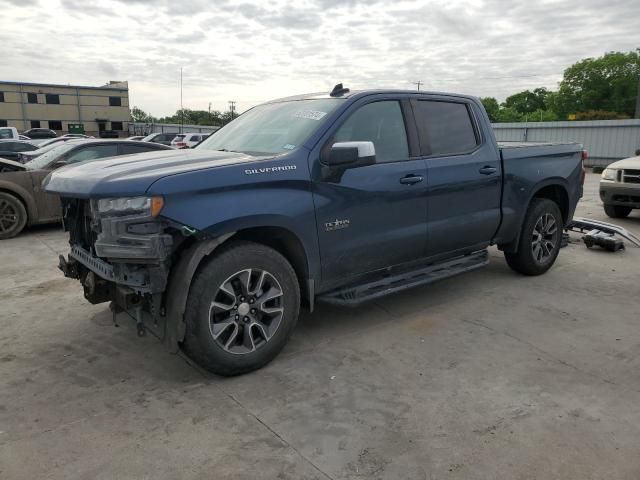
25,142,77,170
197,98,343,155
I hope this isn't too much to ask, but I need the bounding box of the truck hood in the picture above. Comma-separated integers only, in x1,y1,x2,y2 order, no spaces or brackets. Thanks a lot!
607,156,640,170
43,149,273,197
0,157,27,171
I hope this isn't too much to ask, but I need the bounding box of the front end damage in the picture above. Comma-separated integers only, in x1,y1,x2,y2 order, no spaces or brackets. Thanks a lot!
58,197,188,338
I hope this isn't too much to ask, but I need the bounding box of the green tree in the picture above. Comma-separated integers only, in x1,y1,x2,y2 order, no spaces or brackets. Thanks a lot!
480,97,500,122
555,49,640,118
494,107,523,123
502,87,549,115
131,106,155,123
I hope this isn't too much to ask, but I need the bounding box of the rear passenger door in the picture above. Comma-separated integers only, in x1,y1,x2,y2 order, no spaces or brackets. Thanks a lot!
412,97,502,258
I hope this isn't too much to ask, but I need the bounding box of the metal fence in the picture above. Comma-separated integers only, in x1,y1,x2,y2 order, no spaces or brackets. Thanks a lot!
128,122,220,137
492,119,640,168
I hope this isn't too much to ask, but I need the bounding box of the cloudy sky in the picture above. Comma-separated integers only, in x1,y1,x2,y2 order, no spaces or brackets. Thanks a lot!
1,0,637,116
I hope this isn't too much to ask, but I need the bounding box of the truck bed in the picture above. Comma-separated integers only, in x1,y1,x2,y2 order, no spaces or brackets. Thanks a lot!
498,141,582,161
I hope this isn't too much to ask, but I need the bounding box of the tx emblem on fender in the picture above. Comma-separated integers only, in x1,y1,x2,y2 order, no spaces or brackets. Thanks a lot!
324,218,350,231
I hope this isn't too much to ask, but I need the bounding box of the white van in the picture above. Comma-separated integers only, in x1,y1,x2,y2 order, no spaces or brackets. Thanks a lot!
0,127,19,140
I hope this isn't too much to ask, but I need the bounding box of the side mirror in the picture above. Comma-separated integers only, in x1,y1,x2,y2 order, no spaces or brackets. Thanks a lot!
325,141,375,168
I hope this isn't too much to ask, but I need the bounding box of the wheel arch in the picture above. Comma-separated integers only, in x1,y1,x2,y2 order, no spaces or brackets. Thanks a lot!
499,180,569,253
163,223,314,352
0,182,37,224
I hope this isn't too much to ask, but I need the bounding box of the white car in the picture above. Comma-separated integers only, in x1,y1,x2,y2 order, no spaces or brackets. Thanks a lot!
171,133,208,149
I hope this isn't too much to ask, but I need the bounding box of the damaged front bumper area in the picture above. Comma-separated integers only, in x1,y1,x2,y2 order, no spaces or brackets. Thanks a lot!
58,197,185,336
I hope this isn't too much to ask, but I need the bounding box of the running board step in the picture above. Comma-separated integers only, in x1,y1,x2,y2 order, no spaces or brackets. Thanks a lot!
317,250,489,307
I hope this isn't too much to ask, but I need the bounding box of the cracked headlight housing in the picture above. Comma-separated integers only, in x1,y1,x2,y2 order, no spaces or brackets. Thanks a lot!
601,168,618,181
95,196,164,217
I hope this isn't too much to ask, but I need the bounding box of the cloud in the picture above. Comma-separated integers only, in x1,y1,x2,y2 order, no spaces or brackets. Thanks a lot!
1,0,638,116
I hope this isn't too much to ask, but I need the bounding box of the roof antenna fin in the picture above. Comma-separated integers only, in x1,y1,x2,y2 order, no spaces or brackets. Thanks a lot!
330,83,350,97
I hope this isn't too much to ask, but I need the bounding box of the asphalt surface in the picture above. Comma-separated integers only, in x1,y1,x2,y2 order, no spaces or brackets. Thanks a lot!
1,173,639,479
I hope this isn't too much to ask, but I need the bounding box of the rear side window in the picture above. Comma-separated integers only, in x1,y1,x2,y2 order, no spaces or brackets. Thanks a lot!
66,144,119,163
334,101,409,163
414,100,478,156
174,135,185,140
121,144,162,155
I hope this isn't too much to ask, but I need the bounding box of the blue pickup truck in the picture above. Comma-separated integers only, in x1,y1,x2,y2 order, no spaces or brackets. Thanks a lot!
45,85,585,375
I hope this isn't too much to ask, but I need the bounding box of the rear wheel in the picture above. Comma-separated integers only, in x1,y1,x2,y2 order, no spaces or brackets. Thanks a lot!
505,198,563,276
183,241,300,376
603,204,632,218
0,192,27,240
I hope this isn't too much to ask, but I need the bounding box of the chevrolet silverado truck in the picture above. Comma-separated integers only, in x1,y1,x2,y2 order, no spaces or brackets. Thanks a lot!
45,85,585,376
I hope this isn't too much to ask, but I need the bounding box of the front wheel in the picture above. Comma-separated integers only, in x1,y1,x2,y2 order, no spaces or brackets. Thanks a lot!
603,204,631,218
183,241,300,376
0,192,27,240
505,198,563,276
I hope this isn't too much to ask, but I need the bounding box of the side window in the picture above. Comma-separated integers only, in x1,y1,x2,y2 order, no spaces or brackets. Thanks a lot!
334,100,409,162
66,144,119,163
15,143,35,152
414,100,478,156
121,144,159,155
333,101,408,163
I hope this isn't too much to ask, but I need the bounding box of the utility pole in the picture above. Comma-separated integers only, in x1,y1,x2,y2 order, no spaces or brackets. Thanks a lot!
208,102,212,125
412,81,422,91
180,67,184,133
228,101,236,121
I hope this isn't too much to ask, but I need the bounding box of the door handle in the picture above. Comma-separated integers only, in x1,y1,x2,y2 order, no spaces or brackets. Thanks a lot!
479,166,497,175
399,174,424,185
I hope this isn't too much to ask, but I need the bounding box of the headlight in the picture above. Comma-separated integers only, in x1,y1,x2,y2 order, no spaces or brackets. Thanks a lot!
601,168,618,181
96,196,164,217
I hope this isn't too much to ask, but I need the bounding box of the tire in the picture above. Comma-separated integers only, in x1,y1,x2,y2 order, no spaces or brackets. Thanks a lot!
0,192,27,240
504,198,563,276
183,241,300,376
603,204,632,218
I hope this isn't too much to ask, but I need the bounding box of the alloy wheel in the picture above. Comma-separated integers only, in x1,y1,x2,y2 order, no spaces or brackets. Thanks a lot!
208,268,284,355
0,199,19,234
531,213,558,263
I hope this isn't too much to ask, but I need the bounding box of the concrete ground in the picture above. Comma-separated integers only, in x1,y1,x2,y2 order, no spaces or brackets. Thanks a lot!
1,173,639,480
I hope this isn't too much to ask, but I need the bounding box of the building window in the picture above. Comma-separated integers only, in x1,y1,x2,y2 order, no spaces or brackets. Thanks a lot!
30,120,41,128
45,94,60,104
49,120,63,130
0,92,4,102
0,120,7,127
27,93,38,104
111,121,123,131
109,96,122,107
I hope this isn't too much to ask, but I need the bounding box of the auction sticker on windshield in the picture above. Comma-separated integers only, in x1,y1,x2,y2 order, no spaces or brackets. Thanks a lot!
293,110,327,121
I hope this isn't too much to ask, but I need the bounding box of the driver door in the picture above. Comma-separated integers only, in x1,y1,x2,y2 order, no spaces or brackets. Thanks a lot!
311,98,428,286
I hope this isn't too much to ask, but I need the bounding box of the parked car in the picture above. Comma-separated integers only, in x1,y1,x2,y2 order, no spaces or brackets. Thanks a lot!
141,132,178,146
0,127,20,140
600,152,640,217
171,133,207,149
16,140,88,163
46,85,585,376
127,136,145,141
0,140,39,162
61,134,94,139
0,140,172,239
22,128,57,139
37,137,76,148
